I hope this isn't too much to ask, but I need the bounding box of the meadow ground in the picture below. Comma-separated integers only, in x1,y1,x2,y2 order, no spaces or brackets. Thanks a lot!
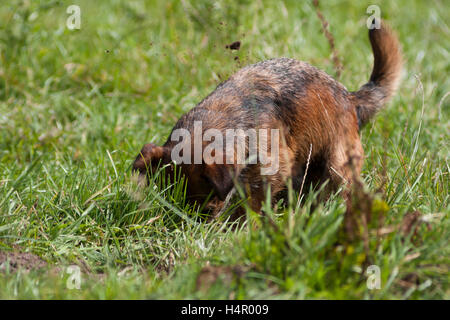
0,0,448,299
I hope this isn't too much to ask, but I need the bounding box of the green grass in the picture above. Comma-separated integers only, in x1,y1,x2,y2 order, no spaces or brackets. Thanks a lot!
0,0,448,299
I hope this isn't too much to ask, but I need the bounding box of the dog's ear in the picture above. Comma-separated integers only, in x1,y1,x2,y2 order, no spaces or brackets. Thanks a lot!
132,143,166,174
203,163,235,201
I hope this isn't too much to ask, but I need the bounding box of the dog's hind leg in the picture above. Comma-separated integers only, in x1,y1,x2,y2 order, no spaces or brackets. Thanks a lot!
326,138,365,235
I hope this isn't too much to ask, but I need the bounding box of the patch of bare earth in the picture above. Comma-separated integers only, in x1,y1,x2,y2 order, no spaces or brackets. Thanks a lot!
0,250,47,273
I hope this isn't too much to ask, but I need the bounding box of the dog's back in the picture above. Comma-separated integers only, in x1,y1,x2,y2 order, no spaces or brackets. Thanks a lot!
167,21,402,158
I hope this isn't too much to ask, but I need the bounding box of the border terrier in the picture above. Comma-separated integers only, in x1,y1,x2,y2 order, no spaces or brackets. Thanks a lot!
132,20,402,220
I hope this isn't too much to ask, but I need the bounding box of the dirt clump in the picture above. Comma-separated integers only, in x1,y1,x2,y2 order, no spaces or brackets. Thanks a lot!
225,41,241,50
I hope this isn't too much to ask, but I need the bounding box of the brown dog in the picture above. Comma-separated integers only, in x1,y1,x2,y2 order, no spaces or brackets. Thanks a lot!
133,20,402,219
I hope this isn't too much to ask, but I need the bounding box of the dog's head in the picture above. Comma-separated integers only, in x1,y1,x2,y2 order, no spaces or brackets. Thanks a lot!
132,143,235,206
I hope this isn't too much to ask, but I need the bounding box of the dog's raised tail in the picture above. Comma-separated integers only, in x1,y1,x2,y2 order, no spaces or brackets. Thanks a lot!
353,20,403,128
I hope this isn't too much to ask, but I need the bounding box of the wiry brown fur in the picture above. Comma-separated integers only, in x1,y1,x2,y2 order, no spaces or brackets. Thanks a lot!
133,20,402,219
